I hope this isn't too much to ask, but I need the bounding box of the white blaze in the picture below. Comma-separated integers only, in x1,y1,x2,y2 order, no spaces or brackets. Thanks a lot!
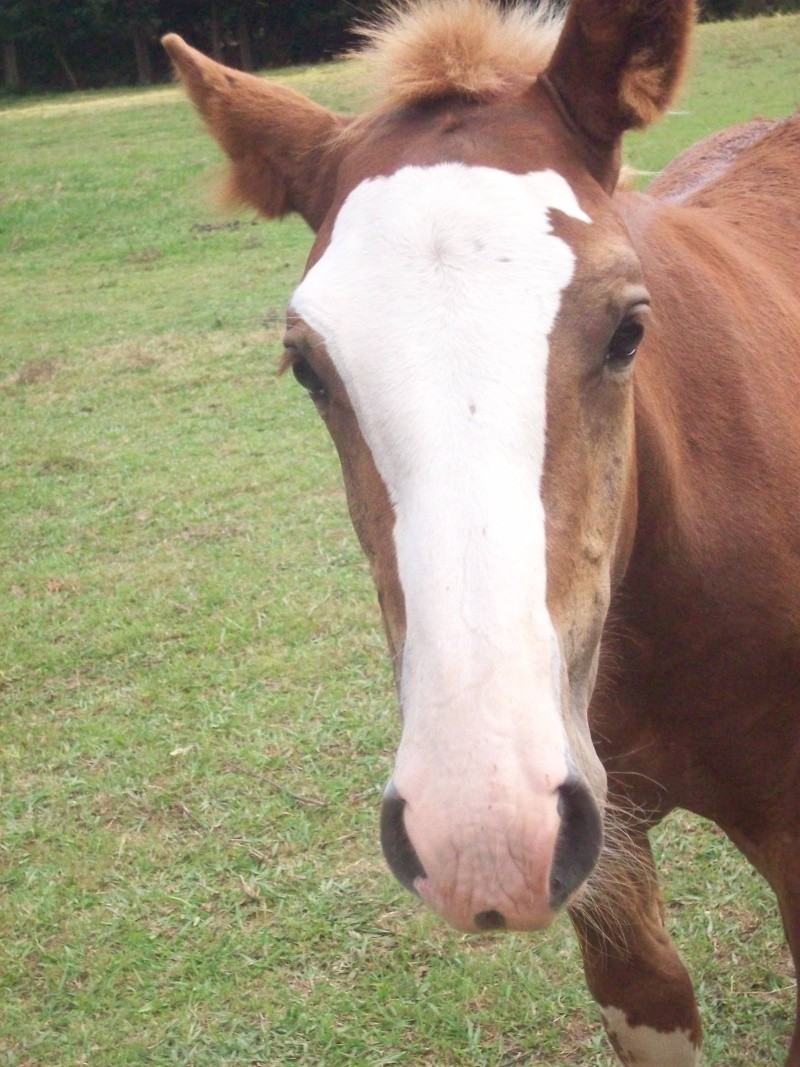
291,164,589,790
600,1006,700,1066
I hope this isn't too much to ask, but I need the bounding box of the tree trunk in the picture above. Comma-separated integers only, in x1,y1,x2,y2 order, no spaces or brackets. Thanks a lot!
210,3,223,62
133,25,152,84
237,9,253,71
54,47,79,91
2,39,20,91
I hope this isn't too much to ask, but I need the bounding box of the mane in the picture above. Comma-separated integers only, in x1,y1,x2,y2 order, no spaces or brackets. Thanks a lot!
356,0,564,108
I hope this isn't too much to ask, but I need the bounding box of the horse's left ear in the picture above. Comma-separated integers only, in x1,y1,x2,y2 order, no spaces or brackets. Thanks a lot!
544,0,694,184
162,34,346,231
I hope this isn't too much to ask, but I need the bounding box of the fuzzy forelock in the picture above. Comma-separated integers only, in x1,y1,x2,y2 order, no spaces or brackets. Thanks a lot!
356,0,564,108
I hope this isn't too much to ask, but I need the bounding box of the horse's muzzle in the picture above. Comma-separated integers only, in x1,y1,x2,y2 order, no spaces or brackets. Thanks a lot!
379,771,602,931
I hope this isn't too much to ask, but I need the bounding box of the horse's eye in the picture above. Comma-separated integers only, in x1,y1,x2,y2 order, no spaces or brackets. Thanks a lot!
292,357,329,402
606,315,645,370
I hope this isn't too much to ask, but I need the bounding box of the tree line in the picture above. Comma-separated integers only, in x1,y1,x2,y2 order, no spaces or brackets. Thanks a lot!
0,1,382,91
2,0,798,94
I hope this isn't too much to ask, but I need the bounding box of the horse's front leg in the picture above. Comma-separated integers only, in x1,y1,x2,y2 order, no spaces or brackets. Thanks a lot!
773,863,800,1066
569,829,702,1067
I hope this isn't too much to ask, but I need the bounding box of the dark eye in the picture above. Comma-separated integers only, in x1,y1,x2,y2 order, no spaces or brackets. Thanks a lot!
292,357,329,402
606,315,645,370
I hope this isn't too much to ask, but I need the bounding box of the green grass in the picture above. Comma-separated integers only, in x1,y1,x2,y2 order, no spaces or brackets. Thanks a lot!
1,14,798,1067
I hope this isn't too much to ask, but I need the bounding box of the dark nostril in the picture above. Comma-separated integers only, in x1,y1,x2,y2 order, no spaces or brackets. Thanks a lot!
549,773,603,909
474,909,506,931
380,782,427,895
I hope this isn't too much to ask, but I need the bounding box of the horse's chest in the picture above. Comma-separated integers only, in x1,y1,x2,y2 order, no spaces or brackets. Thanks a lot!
592,662,799,835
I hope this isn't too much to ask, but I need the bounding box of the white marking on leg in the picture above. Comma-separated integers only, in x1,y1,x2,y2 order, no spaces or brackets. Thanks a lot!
601,1005,699,1067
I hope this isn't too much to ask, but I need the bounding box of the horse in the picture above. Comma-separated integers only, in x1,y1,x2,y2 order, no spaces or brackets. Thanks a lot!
163,1,800,1062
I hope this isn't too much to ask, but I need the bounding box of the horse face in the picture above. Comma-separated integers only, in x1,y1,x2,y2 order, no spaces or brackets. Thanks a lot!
165,0,690,934
285,153,647,931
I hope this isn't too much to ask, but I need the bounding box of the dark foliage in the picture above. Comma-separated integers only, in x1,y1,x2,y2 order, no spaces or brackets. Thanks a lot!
700,0,800,18
0,0,383,91
0,0,797,93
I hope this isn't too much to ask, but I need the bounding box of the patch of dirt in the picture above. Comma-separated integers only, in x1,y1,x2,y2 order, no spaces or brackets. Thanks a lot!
126,247,162,266
557,1008,621,1066
38,455,90,475
190,218,261,236
45,575,79,595
83,328,280,377
15,358,59,385
179,522,251,542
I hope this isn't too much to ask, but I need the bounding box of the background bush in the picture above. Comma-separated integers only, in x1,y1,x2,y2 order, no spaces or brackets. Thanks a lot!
3,0,799,94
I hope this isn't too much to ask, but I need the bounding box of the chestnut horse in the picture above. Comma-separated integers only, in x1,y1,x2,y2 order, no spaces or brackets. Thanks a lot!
164,1,800,1062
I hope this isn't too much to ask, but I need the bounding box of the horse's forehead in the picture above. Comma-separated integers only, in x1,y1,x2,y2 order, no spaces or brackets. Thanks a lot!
345,163,590,242
290,162,596,535
294,163,592,344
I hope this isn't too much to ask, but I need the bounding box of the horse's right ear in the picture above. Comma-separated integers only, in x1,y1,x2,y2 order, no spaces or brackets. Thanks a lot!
162,35,346,231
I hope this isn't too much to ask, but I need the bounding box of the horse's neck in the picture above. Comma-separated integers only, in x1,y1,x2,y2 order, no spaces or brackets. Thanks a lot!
615,187,800,650
621,192,737,546
644,117,779,205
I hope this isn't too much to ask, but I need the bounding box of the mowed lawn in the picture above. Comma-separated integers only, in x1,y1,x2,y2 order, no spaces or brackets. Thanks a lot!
1,14,799,1067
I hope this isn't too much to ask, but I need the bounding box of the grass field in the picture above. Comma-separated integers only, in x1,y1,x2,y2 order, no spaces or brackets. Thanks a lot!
2,12,799,1067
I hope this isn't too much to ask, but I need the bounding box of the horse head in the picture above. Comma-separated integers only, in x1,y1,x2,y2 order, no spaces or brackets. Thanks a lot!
164,0,693,933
